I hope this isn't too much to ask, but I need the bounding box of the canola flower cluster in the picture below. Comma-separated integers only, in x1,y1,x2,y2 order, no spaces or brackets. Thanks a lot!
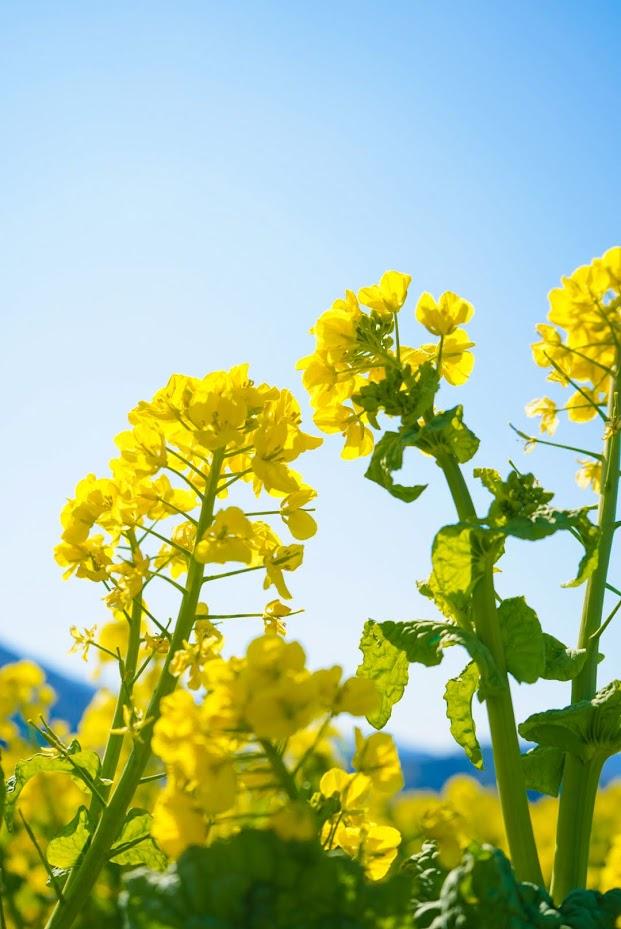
151,633,403,879
298,270,475,458
525,246,621,493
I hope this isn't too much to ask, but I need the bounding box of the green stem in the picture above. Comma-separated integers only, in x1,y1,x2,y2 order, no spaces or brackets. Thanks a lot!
259,739,299,800
551,376,621,901
44,448,226,929
93,594,143,812
437,453,543,885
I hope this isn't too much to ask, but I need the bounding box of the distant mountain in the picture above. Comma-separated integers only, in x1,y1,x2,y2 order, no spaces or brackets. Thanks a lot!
2,645,621,791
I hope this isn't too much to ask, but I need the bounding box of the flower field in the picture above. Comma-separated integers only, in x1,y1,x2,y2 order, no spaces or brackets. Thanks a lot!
2,248,621,927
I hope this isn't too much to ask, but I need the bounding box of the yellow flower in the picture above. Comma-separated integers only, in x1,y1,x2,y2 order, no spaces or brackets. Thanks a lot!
352,729,404,796
262,599,292,636
262,544,304,599
358,270,412,317
151,784,207,859
525,396,558,435
195,507,255,565
280,488,317,540
313,404,374,460
433,328,475,386
566,389,602,423
69,624,98,662
312,290,362,360
576,459,602,493
416,291,474,337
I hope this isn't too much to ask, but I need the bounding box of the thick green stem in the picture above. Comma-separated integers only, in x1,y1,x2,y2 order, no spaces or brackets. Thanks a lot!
45,448,226,929
437,454,543,885
551,377,621,901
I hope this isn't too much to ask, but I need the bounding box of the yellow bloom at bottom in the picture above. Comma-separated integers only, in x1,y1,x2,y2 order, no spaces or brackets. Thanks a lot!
151,785,208,859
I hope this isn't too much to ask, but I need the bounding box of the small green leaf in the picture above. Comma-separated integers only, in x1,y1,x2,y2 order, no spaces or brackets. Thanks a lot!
519,680,621,763
476,469,599,587
47,806,91,869
110,809,167,871
423,524,504,625
497,597,545,684
521,746,565,797
404,405,480,463
4,741,101,829
445,662,482,769
542,633,589,681
357,620,410,729
364,431,427,503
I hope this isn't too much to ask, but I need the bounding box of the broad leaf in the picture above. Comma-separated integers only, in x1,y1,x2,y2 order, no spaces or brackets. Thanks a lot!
519,680,621,763
122,830,415,929
403,405,480,463
4,741,101,829
357,620,410,728
47,806,91,869
444,662,482,769
497,597,545,684
542,634,589,682
413,842,621,929
364,431,427,503
521,745,565,797
110,808,167,871
422,524,505,626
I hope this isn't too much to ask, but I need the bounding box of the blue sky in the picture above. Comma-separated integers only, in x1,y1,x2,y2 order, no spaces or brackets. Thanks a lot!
2,1,620,749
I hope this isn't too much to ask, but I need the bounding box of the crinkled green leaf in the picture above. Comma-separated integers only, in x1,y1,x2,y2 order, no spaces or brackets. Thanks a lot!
356,620,410,728
521,745,565,797
476,469,599,587
4,741,101,829
110,808,167,871
422,524,505,626
121,829,415,929
364,431,427,503
364,618,503,701
413,842,621,929
47,806,91,869
497,596,545,684
403,841,447,910
542,634,589,682
519,680,621,763
444,662,482,769
403,405,480,463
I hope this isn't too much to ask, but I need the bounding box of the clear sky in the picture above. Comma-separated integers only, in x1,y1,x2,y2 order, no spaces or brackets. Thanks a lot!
2,1,620,750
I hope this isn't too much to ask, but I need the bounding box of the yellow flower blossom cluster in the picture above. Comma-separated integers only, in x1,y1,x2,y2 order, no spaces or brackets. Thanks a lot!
525,247,621,492
298,271,476,458
55,364,320,603
0,661,55,742
149,632,403,879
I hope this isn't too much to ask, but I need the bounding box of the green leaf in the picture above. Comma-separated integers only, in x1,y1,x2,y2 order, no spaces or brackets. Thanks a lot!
110,809,167,871
422,524,504,626
47,806,91,869
364,431,427,503
521,746,565,797
413,842,621,929
356,620,410,728
121,829,415,929
542,634,589,682
497,597,545,684
4,741,101,829
444,663,482,769
519,680,621,763
476,469,599,587
403,405,480,463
